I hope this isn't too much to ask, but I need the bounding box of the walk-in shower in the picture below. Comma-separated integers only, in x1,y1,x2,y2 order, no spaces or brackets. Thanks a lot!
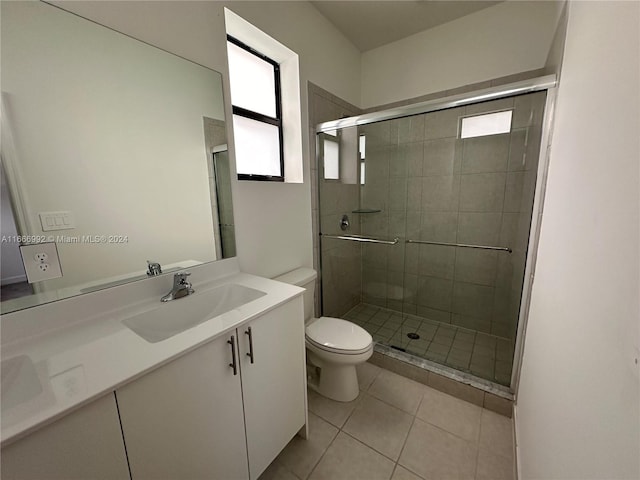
316,77,554,391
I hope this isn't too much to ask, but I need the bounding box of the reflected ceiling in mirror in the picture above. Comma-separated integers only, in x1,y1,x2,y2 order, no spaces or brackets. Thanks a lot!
0,1,234,314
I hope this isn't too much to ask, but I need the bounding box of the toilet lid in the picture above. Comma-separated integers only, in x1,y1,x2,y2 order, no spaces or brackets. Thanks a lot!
306,317,372,354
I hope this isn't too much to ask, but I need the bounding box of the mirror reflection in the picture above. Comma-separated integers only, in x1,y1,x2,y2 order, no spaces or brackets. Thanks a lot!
0,1,235,313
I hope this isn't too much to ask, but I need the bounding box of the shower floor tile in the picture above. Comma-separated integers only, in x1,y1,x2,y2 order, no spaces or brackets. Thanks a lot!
343,303,514,386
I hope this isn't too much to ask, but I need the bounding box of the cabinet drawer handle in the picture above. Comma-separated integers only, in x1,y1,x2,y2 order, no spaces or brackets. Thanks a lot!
245,327,255,364
228,336,238,375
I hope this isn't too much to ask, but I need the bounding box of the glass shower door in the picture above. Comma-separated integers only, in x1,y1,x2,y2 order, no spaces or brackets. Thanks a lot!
317,90,548,388
395,92,546,385
318,127,362,318
357,119,408,348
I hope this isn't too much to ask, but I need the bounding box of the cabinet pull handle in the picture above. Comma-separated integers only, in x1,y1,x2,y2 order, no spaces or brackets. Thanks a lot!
245,327,255,364
228,336,238,375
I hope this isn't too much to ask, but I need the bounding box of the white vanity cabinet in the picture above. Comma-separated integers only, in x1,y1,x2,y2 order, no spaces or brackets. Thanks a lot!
116,331,249,480
1,394,130,480
116,296,306,480
239,296,307,479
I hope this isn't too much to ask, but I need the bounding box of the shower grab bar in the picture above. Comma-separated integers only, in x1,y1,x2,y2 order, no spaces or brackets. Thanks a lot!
321,234,399,245
406,239,512,253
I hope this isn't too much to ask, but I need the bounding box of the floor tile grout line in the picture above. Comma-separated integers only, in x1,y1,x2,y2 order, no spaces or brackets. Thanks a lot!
309,365,399,478
366,370,428,416
343,392,417,464
416,387,483,450
362,371,427,473
368,370,490,467
476,409,517,463
394,392,424,480
302,419,341,480
473,408,490,480
339,429,402,470
366,387,423,418
418,413,483,449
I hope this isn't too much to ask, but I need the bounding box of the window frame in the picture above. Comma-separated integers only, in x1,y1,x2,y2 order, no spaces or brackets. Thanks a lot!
227,35,284,182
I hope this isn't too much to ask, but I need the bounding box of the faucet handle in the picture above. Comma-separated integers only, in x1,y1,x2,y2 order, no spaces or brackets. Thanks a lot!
175,272,191,284
147,260,162,276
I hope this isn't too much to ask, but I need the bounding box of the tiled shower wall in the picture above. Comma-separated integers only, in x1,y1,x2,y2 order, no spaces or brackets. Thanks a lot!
359,92,546,341
308,83,362,317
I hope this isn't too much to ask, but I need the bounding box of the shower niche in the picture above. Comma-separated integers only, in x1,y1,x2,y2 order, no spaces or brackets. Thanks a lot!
317,88,548,389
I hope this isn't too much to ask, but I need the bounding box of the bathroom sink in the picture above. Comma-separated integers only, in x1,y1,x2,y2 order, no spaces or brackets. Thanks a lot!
122,284,266,343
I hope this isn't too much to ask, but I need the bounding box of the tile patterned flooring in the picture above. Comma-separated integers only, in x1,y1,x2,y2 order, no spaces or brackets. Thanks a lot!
342,304,515,386
260,363,515,480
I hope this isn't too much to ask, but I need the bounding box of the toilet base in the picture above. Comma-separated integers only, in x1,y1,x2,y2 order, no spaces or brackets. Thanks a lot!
306,346,372,402
316,363,360,402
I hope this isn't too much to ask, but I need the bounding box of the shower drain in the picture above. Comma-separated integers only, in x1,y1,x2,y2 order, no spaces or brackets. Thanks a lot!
390,332,420,351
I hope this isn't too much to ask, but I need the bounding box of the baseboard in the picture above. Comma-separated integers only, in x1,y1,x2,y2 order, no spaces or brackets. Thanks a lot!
513,403,521,480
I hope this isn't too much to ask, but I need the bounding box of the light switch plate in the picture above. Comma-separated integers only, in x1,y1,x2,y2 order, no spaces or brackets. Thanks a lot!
39,211,75,231
19,242,63,283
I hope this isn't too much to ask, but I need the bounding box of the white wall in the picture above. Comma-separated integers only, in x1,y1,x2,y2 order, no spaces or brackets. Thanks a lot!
55,0,362,279
515,2,640,479
360,0,563,108
544,1,568,76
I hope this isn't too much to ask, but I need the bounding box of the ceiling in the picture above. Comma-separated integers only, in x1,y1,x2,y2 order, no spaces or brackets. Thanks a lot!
310,1,503,52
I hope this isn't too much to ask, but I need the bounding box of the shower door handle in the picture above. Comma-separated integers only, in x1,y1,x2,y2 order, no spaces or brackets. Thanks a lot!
321,233,399,245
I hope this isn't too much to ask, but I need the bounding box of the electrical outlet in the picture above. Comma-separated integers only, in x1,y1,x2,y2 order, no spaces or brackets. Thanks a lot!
20,243,63,283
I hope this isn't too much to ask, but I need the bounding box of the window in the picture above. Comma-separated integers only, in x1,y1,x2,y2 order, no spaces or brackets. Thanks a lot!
323,138,340,180
359,134,366,185
460,110,513,139
227,35,284,181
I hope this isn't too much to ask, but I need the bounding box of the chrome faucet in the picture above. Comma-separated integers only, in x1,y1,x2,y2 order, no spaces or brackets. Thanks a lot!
147,260,163,276
161,272,195,302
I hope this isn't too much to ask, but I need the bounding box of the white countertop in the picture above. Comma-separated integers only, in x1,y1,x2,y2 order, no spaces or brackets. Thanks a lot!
0,264,303,446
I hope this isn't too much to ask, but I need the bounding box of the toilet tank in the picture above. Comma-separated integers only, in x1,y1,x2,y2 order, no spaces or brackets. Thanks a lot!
273,268,317,321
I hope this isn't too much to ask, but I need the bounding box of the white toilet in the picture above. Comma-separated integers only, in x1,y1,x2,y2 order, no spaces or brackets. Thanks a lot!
274,268,373,402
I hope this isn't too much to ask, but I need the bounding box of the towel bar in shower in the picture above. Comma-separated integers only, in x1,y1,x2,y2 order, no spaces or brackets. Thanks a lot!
320,234,399,245
405,239,512,253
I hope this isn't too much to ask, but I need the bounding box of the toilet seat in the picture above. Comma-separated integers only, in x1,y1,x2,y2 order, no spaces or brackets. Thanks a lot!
305,317,372,355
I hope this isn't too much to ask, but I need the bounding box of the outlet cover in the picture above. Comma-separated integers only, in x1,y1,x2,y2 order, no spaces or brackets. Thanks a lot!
20,243,63,283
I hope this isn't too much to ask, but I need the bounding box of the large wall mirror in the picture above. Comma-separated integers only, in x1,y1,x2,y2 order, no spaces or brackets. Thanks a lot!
0,1,235,314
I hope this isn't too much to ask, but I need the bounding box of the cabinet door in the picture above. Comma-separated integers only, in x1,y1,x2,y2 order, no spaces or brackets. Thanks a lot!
117,334,249,480
239,298,307,480
1,394,130,480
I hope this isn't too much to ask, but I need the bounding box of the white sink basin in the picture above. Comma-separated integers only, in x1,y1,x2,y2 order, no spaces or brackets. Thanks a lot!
123,284,266,343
